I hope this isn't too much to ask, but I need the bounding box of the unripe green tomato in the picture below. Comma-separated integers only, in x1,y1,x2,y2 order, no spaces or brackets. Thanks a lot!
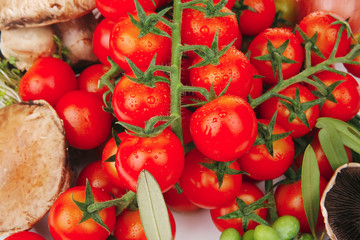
299,233,314,240
219,228,241,240
272,215,300,240
242,229,255,240
254,225,281,240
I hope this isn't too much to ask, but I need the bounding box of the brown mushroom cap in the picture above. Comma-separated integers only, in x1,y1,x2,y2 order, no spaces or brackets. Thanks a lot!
0,0,96,30
320,162,360,240
0,100,71,236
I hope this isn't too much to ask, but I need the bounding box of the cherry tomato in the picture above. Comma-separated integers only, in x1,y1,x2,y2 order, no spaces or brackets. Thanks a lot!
238,0,276,36
259,84,319,138
189,46,254,100
274,0,301,27
76,160,126,198
111,72,170,128
115,128,185,193
92,19,116,66
110,12,172,73
181,5,242,59
18,57,77,107
77,63,112,101
296,11,351,65
163,185,200,212
95,0,158,21
113,208,176,240
248,28,304,85
4,232,45,240
180,106,193,145
48,186,116,240
238,119,295,181
102,132,130,190
312,70,360,122
210,181,268,235
179,148,243,209
55,90,112,150
274,177,328,233
190,95,257,162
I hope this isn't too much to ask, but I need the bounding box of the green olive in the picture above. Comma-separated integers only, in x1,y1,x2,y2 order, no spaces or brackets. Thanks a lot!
219,228,241,240
254,225,281,240
242,229,255,240
272,215,300,240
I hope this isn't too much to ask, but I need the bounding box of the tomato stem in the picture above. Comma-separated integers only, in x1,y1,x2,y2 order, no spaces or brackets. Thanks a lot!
87,191,136,214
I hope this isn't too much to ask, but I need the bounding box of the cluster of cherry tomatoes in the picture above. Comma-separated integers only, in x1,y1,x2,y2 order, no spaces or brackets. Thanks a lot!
6,0,360,239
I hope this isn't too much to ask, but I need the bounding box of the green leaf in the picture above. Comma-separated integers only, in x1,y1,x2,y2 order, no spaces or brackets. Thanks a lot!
137,170,173,240
318,127,349,171
316,117,360,154
301,145,320,239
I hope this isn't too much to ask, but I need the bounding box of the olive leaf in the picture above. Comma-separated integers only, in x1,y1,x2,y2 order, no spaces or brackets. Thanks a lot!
137,170,173,240
301,145,320,239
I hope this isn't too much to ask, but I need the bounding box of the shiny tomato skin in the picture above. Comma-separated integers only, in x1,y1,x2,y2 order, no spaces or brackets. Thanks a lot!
113,208,176,240
111,73,170,128
179,148,243,209
101,132,130,190
92,18,116,66
163,185,200,212
55,90,112,150
248,28,304,85
296,11,351,65
190,95,257,162
181,6,242,59
312,70,360,122
238,119,295,181
18,57,77,107
210,181,268,235
274,177,328,233
110,13,172,73
95,0,158,21
48,186,116,240
189,47,254,100
76,160,126,198
115,129,185,193
181,0,235,9
239,0,276,36
4,232,45,240
77,63,111,100
259,84,319,138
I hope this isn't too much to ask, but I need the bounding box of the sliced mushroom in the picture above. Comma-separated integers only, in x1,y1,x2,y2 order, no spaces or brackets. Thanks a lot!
320,162,360,240
0,0,96,30
0,100,71,236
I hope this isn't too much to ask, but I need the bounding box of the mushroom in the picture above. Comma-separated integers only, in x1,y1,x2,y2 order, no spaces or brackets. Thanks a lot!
0,100,72,236
320,162,360,240
0,0,99,71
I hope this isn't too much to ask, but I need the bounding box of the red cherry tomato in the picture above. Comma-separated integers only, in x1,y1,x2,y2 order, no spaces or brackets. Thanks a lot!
312,70,360,122
296,11,351,65
190,95,257,162
115,128,185,193
179,148,243,209
92,18,116,66
210,181,268,235
181,5,242,59
95,0,158,21
111,72,171,128
113,208,176,240
77,63,112,100
248,28,304,85
163,185,200,212
48,186,116,240
189,47,254,100
55,90,112,150
76,160,126,198
110,12,172,73
274,177,328,233
4,232,45,240
18,57,77,107
238,119,295,181
259,84,319,138
238,0,276,36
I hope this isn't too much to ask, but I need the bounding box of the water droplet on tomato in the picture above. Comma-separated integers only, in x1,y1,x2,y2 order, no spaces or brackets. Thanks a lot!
213,118,217,122
147,96,156,104
219,112,227,118
200,26,209,34
223,75,229,80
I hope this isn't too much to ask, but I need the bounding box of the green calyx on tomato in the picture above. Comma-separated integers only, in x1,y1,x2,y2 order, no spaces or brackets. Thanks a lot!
254,112,292,156
200,160,248,188
184,0,233,18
